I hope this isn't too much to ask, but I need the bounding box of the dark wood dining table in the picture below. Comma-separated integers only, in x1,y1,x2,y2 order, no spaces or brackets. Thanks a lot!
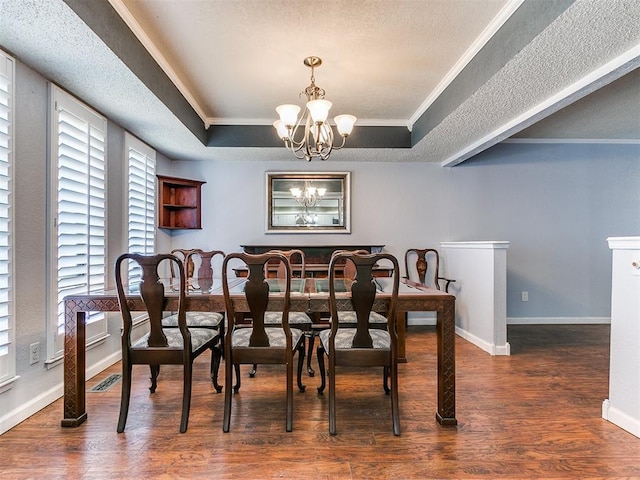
61,277,456,428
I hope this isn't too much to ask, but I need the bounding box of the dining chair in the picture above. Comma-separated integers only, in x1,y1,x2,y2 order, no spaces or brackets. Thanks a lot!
317,251,401,436
404,248,455,293
222,252,307,432
332,249,388,326
115,253,221,433
255,249,314,376
163,248,226,392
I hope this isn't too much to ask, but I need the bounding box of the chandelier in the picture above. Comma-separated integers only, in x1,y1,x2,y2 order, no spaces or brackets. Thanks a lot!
273,56,357,161
290,181,326,225
290,181,326,208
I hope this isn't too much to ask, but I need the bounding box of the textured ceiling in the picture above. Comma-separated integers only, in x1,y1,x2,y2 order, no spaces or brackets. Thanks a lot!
116,0,510,127
1,0,638,165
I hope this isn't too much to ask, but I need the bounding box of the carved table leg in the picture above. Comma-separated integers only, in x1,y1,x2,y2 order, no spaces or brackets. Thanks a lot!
396,310,407,363
61,308,87,427
436,298,457,425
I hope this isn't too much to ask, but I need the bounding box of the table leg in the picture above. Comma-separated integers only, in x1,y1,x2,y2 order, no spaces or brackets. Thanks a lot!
61,309,87,427
436,298,457,425
396,310,407,363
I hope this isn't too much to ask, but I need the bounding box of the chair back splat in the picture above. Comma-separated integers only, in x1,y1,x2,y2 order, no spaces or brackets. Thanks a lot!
250,249,314,378
316,251,401,436
163,248,226,392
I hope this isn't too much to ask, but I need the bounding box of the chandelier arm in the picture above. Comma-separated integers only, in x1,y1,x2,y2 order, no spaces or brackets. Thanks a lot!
330,134,348,151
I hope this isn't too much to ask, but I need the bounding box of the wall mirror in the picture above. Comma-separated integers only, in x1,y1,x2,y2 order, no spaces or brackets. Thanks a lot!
266,172,350,233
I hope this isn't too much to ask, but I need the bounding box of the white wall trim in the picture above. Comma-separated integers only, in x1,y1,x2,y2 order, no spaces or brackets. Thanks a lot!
455,326,511,356
503,138,640,145
107,0,208,126
507,317,611,325
408,0,525,127
0,352,121,435
440,241,510,249
602,399,640,439
607,236,640,249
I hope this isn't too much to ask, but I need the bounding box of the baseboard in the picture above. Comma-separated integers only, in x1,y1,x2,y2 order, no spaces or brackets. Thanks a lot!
455,326,511,356
0,351,121,435
507,317,611,325
407,312,436,326
602,399,640,439
407,318,437,326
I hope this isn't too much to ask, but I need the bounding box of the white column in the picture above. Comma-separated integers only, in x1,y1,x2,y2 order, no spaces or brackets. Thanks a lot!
440,241,510,355
602,236,640,438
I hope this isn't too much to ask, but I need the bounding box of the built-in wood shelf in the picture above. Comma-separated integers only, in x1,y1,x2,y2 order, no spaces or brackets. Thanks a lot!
157,175,205,230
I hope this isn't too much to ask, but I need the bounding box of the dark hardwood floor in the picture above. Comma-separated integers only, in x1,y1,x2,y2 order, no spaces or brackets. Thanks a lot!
2,324,639,479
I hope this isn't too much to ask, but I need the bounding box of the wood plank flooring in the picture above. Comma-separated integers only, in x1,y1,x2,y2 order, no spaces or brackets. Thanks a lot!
1,325,639,479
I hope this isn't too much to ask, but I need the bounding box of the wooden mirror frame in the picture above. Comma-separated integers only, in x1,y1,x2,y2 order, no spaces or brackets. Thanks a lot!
266,171,351,234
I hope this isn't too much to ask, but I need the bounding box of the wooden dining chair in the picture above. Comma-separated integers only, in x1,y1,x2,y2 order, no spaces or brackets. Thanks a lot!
255,249,314,376
222,252,307,432
404,248,455,293
163,248,226,392
115,253,221,433
332,249,388,327
317,251,401,436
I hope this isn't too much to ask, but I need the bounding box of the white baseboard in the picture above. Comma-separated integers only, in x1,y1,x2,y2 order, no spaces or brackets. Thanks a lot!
407,312,437,326
602,399,640,439
407,318,437,326
455,326,511,356
507,317,611,325
0,351,121,435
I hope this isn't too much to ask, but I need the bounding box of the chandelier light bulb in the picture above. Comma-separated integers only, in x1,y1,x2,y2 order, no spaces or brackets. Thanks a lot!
307,99,332,124
334,114,357,136
276,104,301,127
273,120,290,140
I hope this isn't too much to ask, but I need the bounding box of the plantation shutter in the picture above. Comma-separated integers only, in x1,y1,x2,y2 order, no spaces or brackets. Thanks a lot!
125,133,156,285
50,86,107,359
0,50,15,387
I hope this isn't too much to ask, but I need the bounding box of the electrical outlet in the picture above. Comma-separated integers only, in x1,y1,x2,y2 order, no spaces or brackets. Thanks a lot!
521,291,529,302
30,342,39,365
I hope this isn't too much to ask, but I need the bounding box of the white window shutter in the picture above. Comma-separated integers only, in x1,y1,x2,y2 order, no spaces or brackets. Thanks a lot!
0,50,15,387
50,86,107,359
125,133,156,285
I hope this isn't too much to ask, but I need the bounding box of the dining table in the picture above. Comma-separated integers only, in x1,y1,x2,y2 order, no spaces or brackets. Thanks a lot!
61,276,457,428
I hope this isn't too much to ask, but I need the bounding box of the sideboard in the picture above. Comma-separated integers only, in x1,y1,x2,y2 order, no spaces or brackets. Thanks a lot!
240,245,385,263
238,245,389,278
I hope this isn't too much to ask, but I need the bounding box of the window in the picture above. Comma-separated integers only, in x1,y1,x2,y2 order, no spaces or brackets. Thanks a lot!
48,86,107,361
125,133,156,285
0,50,15,389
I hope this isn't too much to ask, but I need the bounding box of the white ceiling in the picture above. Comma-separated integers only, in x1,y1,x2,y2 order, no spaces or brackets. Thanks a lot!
1,0,639,165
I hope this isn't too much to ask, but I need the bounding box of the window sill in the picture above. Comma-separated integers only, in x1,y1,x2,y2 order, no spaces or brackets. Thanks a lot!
45,333,111,370
0,375,20,394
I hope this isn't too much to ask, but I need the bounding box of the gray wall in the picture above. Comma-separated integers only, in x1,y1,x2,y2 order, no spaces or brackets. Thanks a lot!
169,142,639,320
2,55,639,431
451,143,640,319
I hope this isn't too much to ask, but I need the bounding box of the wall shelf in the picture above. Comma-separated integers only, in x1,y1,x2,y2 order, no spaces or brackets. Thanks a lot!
157,175,205,230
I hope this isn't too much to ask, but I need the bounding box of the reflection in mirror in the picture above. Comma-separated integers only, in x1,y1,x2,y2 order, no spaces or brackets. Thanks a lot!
266,172,350,233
